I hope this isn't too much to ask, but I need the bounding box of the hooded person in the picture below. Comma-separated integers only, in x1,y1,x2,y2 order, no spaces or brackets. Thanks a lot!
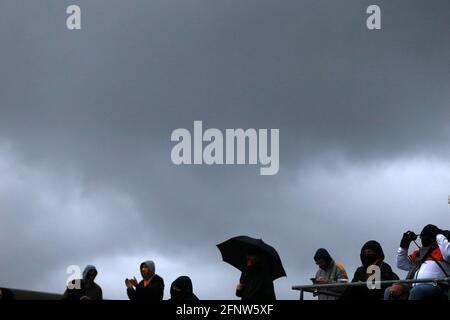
62,265,103,300
169,276,199,301
394,224,450,300
125,260,164,300
235,248,276,300
340,240,399,300
313,248,348,300
80,265,103,300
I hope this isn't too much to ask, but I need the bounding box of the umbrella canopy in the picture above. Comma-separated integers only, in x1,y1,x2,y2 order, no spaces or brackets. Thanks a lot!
217,235,287,280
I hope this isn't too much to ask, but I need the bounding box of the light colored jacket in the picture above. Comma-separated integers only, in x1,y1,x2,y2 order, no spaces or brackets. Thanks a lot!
315,260,348,300
397,234,450,286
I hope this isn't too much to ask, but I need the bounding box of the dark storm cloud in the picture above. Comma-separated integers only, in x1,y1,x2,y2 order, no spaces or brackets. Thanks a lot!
0,0,449,299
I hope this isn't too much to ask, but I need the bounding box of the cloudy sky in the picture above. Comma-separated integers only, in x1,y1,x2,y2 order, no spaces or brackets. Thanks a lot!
0,0,449,299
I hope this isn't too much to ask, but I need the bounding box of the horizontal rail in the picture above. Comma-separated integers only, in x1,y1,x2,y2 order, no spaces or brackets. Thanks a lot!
292,277,450,291
293,277,450,300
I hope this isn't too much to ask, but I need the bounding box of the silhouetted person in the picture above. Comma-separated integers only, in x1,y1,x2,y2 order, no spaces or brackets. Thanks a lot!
125,260,164,300
341,240,399,300
235,249,276,300
62,265,103,300
169,276,199,301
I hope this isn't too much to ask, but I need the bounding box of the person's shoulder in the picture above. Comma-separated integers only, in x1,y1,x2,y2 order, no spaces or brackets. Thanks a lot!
354,266,364,273
381,261,393,270
93,282,102,291
154,274,164,283
381,262,399,279
334,261,346,271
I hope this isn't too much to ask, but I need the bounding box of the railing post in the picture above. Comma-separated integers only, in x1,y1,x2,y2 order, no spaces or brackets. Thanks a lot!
300,289,304,300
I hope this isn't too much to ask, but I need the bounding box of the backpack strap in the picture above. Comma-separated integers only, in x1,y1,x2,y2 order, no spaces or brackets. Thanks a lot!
428,253,449,278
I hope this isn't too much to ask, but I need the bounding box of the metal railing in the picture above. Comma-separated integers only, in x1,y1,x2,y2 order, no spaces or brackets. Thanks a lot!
1,288,62,300
292,277,450,300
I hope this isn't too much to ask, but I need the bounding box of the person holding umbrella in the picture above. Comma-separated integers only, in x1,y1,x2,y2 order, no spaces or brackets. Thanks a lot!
217,236,286,301
235,248,276,300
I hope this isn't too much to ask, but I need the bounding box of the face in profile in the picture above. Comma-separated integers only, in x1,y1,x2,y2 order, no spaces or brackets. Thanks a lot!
315,258,327,270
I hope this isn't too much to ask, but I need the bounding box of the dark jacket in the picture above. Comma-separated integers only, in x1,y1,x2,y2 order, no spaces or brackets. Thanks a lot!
341,240,399,300
62,265,103,301
169,276,199,301
236,266,276,300
62,280,103,301
127,274,164,301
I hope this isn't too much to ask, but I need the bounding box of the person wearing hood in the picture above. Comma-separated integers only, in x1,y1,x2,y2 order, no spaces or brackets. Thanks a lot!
391,224,450,300
125,260,164,300
235,249,276,300
62,265,103,300
169,276,199,301
313,248,348,300
341,240,399,300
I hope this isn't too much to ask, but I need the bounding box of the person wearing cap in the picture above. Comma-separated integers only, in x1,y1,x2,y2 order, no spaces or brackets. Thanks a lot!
312,248,348,300
394,224,450,300
125,260,164,300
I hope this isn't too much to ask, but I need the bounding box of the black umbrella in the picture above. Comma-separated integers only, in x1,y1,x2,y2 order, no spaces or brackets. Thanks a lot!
217,235,287,280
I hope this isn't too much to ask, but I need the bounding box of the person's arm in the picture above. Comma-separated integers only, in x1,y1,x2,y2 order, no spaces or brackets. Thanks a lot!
235,283,243,297
335,263,348,283
151,279,164,300
397,247,412,271
331,265,348,295
99,287,103,300
314,269,329,284
61,288,70,300
313,270,320,281
125,278,138,300
94,286,103,301
126,283,137,300
437,234,450,262
262,278,276,300
127,287,136,300
236,273,245,298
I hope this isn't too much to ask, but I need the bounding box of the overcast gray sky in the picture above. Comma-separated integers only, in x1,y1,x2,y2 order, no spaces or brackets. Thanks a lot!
0,0,449,299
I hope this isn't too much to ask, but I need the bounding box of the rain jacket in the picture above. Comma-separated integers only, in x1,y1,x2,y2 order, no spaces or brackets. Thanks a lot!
397,234,450,286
